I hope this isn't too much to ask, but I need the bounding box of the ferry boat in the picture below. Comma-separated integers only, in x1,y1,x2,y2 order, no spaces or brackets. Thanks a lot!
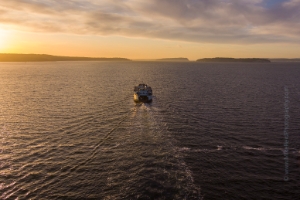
134,84,152,103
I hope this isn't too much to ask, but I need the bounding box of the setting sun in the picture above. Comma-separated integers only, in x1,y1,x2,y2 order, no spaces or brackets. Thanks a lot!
0,29,9,51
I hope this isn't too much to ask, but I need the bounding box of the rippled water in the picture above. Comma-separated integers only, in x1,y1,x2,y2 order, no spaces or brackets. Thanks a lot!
0,61,299,199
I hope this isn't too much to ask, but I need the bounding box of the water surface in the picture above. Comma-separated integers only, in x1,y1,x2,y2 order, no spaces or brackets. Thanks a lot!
0,61,299,199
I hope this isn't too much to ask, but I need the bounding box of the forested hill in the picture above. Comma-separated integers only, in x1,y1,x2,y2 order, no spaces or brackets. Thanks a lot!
197,58,271,62
0,54,131,62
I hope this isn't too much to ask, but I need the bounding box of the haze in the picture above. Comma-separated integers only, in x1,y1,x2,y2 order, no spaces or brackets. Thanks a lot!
0,0,300,60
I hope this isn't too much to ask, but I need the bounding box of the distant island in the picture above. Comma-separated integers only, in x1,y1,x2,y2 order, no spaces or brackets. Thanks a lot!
156,58,189,62
197,57,271,63
270,58,300,62
0,53,131,62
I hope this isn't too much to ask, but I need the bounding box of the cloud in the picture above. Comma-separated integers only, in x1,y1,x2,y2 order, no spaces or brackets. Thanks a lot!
0,0,299,44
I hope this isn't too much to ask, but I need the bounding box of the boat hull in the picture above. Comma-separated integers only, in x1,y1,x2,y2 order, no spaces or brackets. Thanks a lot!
133,93,152,103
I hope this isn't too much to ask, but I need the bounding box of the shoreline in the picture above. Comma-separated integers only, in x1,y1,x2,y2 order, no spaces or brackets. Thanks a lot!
1,54,300,62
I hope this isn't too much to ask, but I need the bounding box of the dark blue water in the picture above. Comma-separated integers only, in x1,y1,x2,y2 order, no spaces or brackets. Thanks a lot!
0,61,299,199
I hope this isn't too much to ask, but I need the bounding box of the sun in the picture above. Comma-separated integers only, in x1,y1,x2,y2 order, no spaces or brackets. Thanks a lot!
0,29,9,51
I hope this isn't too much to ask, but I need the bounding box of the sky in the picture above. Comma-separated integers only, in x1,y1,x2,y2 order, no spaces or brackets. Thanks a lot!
0,0,299,60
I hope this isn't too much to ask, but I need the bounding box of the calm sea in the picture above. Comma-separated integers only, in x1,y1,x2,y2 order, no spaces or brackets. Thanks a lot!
0,61,299,199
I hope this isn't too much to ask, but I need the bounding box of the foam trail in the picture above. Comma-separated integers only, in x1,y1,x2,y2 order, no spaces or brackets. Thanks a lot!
144,103,202,199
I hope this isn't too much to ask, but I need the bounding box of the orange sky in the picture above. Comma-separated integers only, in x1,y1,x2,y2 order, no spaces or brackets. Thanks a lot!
1,0,300,60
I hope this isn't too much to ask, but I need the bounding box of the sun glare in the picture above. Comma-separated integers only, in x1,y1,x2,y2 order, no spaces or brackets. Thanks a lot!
0,29,9,51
